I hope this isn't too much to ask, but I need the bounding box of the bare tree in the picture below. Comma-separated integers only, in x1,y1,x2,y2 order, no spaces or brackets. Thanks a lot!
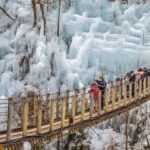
38,0,46,35
31,0,46,35
31,0,37,27
57,0,61,37
68,0,71,7
46,0,51,11
0,5,15,21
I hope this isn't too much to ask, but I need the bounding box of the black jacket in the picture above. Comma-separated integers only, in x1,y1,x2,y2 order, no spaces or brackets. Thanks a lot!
96,79,106,91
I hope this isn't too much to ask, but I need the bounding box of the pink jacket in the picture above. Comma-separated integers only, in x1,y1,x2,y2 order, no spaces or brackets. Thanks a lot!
88,83,99,100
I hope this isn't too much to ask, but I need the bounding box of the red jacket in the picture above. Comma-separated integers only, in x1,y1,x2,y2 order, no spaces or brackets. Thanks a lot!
88,83,99,100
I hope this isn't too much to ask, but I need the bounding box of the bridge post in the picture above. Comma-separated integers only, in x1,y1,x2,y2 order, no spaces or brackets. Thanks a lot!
109,81,113,104
139,79,142,97
37,99,42,134
98,91,101,114
61,97,66,127
75,89,78,114
50,99,55,130
134,80,137,99
90,93,94,118
22,97,29,136
105,89,108,112
81,87,86,120
56,91,61,119
123,83,127,104
6,97,13,141
33,94,38,127
143,77,146,96
129,82,132,102
66,90,70,117
120,79,123,99
112,86,116,110
72,95,76,123
148,76,150,93
46,93,50,122
118,84,122,106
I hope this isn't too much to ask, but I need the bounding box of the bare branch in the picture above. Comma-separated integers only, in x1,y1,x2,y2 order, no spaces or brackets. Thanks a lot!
0,5,15,21
38,0,46,35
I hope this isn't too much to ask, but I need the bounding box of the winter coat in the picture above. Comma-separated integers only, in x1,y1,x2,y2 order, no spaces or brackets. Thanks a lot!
129,73,136,82
88,83,99,100
96,79,106,91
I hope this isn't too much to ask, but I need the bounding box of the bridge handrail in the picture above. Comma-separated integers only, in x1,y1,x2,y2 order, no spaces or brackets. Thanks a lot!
0,76,149,143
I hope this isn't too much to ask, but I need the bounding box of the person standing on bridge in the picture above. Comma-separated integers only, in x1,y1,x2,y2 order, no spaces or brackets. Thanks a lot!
95,75,107,109
88,82,99,112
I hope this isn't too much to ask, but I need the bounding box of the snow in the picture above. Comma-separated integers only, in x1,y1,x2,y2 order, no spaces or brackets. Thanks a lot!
87,128,125,150
23,142,31,150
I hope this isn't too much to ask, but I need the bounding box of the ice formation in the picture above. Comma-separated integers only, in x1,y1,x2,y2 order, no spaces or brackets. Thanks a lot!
0,0,150,96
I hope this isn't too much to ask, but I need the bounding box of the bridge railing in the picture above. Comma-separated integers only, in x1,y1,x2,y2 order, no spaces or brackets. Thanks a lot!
0,76,150,142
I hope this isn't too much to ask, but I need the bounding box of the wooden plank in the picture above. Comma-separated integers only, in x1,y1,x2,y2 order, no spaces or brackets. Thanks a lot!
123,83,127,104
98,91,101,114
129,82,132,101
74,89,78,114
112,87,116,110
118,85,121,106
33,94,38,127
139,79,142,96
72,96,76,123
50,99,55,131
66,90,70,116
56,91,61,119
120,79,123,100
143,77,146,96
81,87,86,120
90,93,94,118
134,81,137,99
148,77,150,93
110,81,113,104
46,93,50,122
105,89,108,112
37,100,42,134
61,97,66,127
6,97,13,141
22,97,28,136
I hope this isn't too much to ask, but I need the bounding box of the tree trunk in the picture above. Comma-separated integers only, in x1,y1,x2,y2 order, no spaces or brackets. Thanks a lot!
46,0,51,11
57,0,61,37
38,0,46,35
68,0,71,7
31,0,37,27
125,111,129,150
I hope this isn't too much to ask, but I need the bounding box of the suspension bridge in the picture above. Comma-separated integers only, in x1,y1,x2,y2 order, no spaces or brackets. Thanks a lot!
0,75,150,149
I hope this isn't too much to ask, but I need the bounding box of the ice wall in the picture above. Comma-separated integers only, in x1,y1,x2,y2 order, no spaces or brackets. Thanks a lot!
0,0,150,96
